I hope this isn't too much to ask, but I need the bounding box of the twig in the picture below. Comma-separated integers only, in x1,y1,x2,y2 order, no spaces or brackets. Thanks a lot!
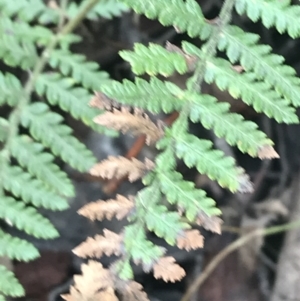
180,220,300,301
103,111,179,194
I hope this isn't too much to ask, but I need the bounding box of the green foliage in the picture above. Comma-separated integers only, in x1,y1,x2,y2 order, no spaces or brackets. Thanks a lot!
235,0,300,37
67,0,129,20
82,0,300,282
0,229,39,261
0,0,128,297
0,265,24,297
120,43,189,76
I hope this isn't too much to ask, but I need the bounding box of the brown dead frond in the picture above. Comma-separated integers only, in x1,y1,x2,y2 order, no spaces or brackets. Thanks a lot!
153,256,186,282
196,212,223,234
90,156,155,182
73,229,123,259
93,107,164,145
177,229,204,251
258,145,279,159
61,260,115,301
117,280,150,301
78,194,134,221
90,91,120,111
165,41,198,71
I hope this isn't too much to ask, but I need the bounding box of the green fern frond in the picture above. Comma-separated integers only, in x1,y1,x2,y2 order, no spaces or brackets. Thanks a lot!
101,78,183,113
204,57,299,123
0,35,37,69
169,87,273,157
235,0,300,38
219,26,300,106
0,265,24,297
10,135,74,197
0,17,53,46
2,166,69,211
120,43,189,76
114,259,134,280
0,72,23,106
20,102,96,172
67,0,129,20
0,229,39,261
134,188,190,245
0,196,59,239
49,50,110,90
35,73,102,130
157,170,220,222
124,224,165,268
171,132,242,191
120,0,212,39
0,0,52,22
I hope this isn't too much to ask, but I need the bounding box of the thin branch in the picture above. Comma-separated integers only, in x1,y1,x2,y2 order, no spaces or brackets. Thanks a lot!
181,220,300,301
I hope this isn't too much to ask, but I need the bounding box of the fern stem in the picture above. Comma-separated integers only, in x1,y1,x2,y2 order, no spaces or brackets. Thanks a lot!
189,0,236,92
181,219,300,301
58,0,69,30
0,0,101,187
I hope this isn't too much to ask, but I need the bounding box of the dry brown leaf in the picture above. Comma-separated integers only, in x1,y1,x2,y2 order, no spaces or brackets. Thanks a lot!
176,229,204,251
153,257,186,282
90,156,155,182
73,229,123,259
89,91,120,111
258,145,279,159
196,212,223,234
61,260,115,301
93,108,164,145
165,41,198,71
78,194,134,221
117,280,150,301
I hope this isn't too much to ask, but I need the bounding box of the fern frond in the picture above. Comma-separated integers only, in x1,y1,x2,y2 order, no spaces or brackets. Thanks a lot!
73,229,122,258
0,17,53,46
173,132,245,191
67,0,129,20
0,265,24,297
61,260,115,301
135,189,190,245
0,118,8,142
78,194,134,221
35,73,104,131
2,166,69,211
120,0,212,39
20,102,96,172
120,281,150,301
0,0,52,22
157,170,221,222
124,224,165,270
203,57,298,124
0,229,39,261
176,230,204,251
113,259,134,280
196,212,223,234
219,26,300,106
186,91,275,157
235,0,300,38
100,78,183,113
94,108,164,144
90,156,154,182
0,72,22,106
152,256,185,282
0,34,37,69
10,135,74,197
0,196,58,239
120,43,191,76
49,50,110,90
